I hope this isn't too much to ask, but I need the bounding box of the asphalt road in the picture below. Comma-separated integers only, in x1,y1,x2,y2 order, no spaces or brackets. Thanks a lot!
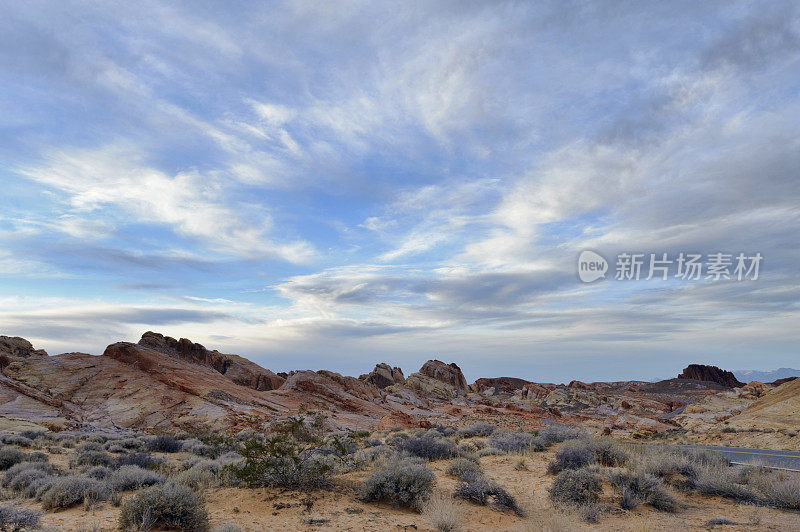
679,444,800,471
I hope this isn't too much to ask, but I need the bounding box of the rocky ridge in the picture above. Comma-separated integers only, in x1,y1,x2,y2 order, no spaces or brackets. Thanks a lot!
0,332,785,441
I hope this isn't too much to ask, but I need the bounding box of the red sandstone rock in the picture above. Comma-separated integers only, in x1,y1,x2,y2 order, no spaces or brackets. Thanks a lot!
472,377,531,395
359,363,405,389
138,331,284,391
376,411,432,430
677,364,744,388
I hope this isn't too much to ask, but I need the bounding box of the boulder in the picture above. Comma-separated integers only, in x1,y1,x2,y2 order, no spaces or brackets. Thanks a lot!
405,360,469,400
677,364,744,388
471,377,531,395
376,411,432,430
543,387,602,409
522,383,553,399
418,360,468,390
359,363,405,389
138,331,284,391
737,381,769,399
0,336,48,359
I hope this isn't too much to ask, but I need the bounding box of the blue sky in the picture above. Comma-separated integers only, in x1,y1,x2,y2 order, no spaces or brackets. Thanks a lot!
1,1,799,383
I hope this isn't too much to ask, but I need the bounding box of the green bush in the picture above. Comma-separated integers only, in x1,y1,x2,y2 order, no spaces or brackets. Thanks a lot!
359,456,434,511
229,433,332,490
119,482,208,531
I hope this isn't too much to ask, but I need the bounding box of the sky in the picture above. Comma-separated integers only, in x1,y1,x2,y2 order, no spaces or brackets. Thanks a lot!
1,1,799,383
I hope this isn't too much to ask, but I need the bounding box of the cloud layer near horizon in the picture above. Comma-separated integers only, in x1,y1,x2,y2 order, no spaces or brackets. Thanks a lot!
1,1,799,382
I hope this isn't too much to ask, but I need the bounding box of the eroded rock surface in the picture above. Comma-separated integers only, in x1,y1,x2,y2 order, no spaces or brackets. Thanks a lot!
678,364,744,388
359,363,405,389
472,377,531,395
138,331,285,391
405,360,469,400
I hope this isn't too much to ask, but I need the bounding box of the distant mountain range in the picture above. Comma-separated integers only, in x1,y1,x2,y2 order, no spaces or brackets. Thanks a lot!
734,368,800,383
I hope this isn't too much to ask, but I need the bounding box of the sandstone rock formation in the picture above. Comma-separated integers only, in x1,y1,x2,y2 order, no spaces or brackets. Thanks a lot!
677,364,744,388
376,411,432,430
359,363,405,389
0,335,406,433
0,336,47,361
522,382,554,399
0,333,758,440
138,331,285,391
728,377,800,430
471,377,530,395
405,360,469,400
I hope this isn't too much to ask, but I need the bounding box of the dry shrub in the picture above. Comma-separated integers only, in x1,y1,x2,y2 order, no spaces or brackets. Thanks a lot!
445,457,482,481
119,482,208,531
0,502,41,530
548,469,602,505
608,469,678,512
547,443,595,474
517,503,573,532
399,435,458,460
359,456,434,511
422,490,464,532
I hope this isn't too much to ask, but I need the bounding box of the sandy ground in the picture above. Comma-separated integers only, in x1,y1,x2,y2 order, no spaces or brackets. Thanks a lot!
27,450,800,531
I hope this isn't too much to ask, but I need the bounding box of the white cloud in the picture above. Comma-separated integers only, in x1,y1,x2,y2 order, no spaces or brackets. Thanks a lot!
249,100,296,126
17,144,315,262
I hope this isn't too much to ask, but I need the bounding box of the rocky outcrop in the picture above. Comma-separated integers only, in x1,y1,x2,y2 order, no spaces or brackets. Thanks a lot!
405,360,469,400
522,383,554,399
471,377,530,395
419,360,468,389
544,387,602,409
138,332,284,391
736,381,769,399
359,363,405,389
2,333,772,438
376,411,432,430
568,380,590,390
0,336,47,360
677,364,744,388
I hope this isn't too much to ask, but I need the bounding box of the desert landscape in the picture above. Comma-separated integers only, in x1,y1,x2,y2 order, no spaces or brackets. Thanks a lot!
0,333,797,531
2,2,800,531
